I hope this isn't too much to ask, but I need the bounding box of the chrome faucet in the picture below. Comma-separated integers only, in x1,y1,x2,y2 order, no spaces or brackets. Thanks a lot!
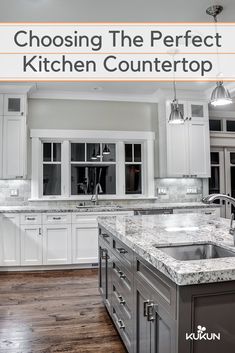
202,194,235,244
91,183,103,205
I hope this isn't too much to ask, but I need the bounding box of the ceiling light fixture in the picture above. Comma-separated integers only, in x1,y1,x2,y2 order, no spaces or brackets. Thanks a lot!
168,80,184,124
91,148,97,160
206,5,232,106
102,144,111,155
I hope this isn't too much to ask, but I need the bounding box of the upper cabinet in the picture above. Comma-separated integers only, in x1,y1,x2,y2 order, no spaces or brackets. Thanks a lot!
0,93,27,179
157,99,210,178
4,94,26,116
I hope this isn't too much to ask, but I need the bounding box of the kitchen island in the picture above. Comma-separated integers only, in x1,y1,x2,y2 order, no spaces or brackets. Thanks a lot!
98,213,235,353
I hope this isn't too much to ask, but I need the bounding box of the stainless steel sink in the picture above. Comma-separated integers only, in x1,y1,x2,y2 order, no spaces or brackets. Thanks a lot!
154,243,235,261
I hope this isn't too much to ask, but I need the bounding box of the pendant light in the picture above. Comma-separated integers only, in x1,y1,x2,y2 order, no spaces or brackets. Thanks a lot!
96,145,101,158
91,148,97,160
168,80,184,124
102,144,111,155
206,5,232,106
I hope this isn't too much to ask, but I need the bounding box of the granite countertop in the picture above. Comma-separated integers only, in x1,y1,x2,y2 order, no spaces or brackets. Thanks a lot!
97,213,235,286
0,202,220,213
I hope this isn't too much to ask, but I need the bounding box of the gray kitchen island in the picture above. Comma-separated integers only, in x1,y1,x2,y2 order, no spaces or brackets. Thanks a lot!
98,213,235,353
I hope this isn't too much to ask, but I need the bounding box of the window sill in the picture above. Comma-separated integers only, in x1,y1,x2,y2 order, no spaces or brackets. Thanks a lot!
28,195,158,202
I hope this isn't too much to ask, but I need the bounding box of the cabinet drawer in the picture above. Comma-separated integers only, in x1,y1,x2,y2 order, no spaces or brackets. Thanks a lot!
112,306,132,353
72,213,98,226
113,238,133,267
112,281,133,321
136,257,177,319
20,213,42,225
112,256,133,296
43,213,71,224
99,228,112,246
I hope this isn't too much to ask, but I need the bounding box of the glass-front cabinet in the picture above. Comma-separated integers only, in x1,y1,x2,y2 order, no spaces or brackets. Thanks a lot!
3,94,26,116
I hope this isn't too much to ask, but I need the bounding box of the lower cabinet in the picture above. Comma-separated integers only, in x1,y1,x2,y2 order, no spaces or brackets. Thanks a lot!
43,224,72,265
72,221,98,264
135,278,176,353
0,214,20,266
20,225,43,266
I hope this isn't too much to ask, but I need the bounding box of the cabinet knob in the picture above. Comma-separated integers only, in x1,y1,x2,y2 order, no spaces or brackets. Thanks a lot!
117,319,125,330
118,295,126,305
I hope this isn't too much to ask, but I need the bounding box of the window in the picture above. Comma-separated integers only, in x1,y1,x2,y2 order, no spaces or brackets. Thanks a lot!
43,142,61,195
125,143,142,194
209,119,222,131
71,143,116,195
226,120,235,132
32,131,154,200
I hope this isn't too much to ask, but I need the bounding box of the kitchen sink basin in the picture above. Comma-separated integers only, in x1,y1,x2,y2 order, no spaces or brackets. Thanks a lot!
154,243,235,261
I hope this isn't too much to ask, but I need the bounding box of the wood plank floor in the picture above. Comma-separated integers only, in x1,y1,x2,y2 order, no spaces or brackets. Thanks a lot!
0,269,127,353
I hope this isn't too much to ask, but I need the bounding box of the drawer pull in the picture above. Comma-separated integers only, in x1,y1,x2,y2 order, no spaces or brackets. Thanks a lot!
118,270,126,280
53,217,62,220
26,217,36,221
102,234,110,238
117,319,125,330
117,247,128,254
143,300,150,317
118,295,126,305
101,248,107,260
147,302,155,322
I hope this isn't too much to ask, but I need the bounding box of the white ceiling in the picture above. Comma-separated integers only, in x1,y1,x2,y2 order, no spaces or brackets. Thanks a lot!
0,0,234,22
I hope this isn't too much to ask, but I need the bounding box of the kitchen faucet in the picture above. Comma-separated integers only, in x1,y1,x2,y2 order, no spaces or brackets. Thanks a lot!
202,194,235,244
91,183,103,205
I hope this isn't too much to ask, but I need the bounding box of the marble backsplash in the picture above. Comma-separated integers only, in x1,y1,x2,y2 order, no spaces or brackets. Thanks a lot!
0,178,203,206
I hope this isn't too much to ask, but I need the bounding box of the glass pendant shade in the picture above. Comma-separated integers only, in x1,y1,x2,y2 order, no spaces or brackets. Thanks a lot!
96,147,101,158
91,149,97,160
168,100,184,124
102,144,111,155
210,82,232,106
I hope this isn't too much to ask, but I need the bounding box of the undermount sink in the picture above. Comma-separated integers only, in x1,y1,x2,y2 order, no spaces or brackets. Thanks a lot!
154,243,235,261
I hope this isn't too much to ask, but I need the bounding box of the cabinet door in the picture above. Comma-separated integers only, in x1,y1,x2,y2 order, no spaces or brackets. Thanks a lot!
151,303,176,353
21,225,43,266
4,94,25,116
43,224,71,265
188,120,210,177
0,214,20,266
3,115,26,179
187,101,208,123
72,223,98,264
0,116,3,178
135,279,151,353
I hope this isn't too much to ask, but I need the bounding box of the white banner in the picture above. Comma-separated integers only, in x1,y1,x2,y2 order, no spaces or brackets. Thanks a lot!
0,23,234,81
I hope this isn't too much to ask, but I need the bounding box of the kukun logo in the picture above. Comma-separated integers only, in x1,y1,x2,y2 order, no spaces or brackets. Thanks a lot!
186,325,221,341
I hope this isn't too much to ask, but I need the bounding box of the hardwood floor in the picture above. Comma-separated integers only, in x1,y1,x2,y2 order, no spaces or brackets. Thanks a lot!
0,269,127,353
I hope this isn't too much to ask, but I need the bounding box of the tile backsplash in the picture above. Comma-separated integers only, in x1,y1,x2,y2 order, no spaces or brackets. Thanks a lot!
0,178,203,206
155,178,203,203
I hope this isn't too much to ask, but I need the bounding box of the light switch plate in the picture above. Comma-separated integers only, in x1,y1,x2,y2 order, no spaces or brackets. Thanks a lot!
186,187,198,194
10,189,19,197
157,187,168,195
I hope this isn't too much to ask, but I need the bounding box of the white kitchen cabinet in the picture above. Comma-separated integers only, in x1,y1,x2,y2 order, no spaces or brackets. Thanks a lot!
165,100,210,178
72,218,98,264
0,116,3,179
2,115,27,179
0,214,20,266
3,94,26,116
43,224,72,265
20,225,43,266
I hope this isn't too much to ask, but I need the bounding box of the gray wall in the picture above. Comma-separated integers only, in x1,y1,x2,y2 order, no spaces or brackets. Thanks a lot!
28,99,157,131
